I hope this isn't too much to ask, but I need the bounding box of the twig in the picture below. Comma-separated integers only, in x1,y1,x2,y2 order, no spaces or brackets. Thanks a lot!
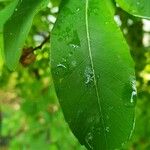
32,35,50,52
20,34,50,67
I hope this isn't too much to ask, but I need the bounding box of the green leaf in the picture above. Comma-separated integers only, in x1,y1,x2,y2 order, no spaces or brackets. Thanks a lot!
4,0,48,70
0,33,3,73
115,0,150,19
0,0,19,72
51,0,136,149
0,0,19,31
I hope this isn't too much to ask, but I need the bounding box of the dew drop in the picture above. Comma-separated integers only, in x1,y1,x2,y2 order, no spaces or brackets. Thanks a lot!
84,67,94,84
130,79,137,104
71,60,77,67
68,31,81,49
124,77,137,107
62,58,67,62
76,8,80,12
131,91,137,103
69,44,79,49
105,126,110,132
87,132,93,140
57,63,67,69
85,132,93,150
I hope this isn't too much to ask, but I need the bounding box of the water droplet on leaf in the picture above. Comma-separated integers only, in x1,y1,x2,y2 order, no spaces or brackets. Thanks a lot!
69,44,79,49
57,63,67,69
71,60,77,67
85,132,93,150
76,8,80,12
84,67,94,85
124,77,137,107
68,31,81,49
106,126,110,132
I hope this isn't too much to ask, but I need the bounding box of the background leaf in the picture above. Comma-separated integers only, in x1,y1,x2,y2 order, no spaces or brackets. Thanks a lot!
4,0,48,70
0,0,19,73
115,0,150,19
51,0,136,149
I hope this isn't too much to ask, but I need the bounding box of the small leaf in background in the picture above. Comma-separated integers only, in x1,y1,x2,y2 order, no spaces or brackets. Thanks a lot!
51,0,136,149
4,0,48,70
116,0,150,19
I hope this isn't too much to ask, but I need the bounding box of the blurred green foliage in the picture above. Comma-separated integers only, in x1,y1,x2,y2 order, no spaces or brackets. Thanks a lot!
0,1,150,150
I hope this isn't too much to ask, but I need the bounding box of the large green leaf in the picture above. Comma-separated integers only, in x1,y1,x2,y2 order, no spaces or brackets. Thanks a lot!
51,0,136,149
0,0,19,72
116,0,150,19
4,0,48,70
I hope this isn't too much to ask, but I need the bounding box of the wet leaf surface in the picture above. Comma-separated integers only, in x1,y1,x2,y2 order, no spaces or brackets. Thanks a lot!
116,0,150,19
51,0,136,149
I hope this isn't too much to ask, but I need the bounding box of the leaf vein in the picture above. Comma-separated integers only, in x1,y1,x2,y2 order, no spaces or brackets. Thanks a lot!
85,0,108,147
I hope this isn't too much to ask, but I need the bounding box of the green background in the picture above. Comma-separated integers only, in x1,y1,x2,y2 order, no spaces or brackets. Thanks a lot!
0,0,150,149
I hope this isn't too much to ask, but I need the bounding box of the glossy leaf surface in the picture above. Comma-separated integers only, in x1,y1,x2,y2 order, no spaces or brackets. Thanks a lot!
0,0,19,71
116,0,150,19
4,0,48,70
51,0,136,149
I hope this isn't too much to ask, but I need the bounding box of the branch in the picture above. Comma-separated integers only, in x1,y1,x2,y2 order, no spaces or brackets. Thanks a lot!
20,35,50,67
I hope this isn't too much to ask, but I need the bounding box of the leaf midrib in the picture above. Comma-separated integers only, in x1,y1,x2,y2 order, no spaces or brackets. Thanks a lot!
85,0,107,147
